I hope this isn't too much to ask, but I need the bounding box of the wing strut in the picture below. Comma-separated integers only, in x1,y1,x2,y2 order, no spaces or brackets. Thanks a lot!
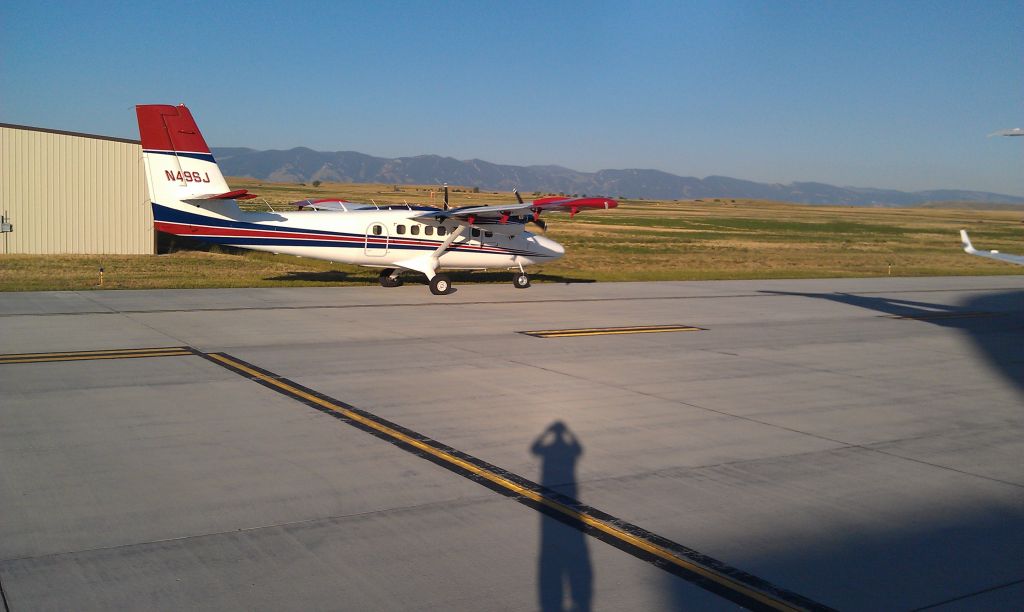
390,224,467,281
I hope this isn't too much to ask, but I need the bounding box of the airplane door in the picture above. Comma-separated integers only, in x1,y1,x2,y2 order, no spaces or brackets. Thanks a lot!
481,229,498,248
470,228,498,248
365,223,389,256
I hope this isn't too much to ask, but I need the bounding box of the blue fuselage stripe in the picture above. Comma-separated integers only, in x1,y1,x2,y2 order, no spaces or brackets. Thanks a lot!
144,150,218,163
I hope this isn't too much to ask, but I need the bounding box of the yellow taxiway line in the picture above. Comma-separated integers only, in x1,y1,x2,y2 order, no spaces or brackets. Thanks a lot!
0,343,824,609
206,351,811,612
521,324,704,338
0,347,193,364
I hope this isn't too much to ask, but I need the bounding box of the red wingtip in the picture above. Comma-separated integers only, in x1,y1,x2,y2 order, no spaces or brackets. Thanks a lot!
568,197,618,209
136,104,211,153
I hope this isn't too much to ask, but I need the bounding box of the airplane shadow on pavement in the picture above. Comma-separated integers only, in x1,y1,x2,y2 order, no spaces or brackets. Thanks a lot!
531,421,593,612
656,288,1024,610
760,288,1024,394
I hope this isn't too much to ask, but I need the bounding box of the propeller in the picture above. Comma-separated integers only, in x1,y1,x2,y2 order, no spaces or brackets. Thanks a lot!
515,187,546,231
443,183,449,211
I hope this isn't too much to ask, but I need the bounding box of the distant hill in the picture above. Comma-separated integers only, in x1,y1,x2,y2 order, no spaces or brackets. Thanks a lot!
211,147,1024,207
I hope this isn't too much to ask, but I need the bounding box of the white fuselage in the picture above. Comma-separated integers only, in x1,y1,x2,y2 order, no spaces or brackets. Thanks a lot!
152,201,565,273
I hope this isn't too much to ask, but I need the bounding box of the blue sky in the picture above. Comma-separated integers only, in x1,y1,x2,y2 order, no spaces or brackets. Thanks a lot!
3,1,1022,195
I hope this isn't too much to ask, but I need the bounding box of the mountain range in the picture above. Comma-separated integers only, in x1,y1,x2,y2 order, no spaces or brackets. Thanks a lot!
211,147,1024,207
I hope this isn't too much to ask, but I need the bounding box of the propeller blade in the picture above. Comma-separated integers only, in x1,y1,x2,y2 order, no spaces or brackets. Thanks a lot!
531,218,547,232
514,188,524,204
443,183,449,211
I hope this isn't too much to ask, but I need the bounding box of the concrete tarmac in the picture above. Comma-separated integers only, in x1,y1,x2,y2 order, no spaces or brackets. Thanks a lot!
1,276,1022,610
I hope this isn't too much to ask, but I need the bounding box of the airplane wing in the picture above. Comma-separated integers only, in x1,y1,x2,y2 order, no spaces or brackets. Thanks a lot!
988,128,1023,137
529,196,618,217
412,196,617,233
293,199,351,211
960,230,1024,266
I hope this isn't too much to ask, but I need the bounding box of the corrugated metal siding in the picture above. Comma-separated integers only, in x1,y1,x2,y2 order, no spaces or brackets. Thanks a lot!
0,125,153,254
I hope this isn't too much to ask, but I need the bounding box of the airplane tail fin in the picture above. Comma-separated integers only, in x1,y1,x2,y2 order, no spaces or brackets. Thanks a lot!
136,104,232,208
960,229,977,254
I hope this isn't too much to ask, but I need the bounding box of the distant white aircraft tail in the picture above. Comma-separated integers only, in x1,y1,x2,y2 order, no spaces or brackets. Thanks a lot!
959,229,976,253
959,229,1024,266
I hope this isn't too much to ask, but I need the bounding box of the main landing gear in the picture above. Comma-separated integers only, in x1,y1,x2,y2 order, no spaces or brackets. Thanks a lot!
429,273,452,295
512,261,530,289
379,269,403,288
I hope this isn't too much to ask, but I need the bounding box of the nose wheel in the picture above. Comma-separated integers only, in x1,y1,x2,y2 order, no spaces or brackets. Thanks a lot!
430,273,452,295
379,269,403,287
513,273,531,289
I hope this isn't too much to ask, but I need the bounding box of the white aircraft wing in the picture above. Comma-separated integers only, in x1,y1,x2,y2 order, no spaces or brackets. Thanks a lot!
412,204,529,236
960,230,1024,266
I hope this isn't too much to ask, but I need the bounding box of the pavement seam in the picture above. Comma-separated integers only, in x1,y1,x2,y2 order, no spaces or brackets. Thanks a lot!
861,447,1024,490
0,494,504,566
505,358,854,448
909,576,1024,611
506,359,1024,491
620,387,1024,490
1,283,1018,317
0,570,10,612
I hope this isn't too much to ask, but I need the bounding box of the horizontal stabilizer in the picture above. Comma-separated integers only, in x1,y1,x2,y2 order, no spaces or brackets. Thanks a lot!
184,189,258,203
208,189,258,200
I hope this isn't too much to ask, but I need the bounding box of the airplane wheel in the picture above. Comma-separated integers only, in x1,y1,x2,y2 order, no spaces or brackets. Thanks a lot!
430,274,452,295
379,269,402,287
513,273,531,289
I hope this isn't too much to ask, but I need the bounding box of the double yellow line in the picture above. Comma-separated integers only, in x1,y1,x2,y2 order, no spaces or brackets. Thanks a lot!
0,343,825,610
0,346,193,364
205,351,817,612
521,324,704,338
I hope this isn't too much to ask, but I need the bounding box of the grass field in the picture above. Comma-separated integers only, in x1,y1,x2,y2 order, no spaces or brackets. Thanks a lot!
1,178,1021,291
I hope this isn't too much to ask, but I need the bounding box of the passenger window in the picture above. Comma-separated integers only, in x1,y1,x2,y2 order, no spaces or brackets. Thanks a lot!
484,231,493,238
411,225,420,236
472,228,481,238
437,226,446,236
425,226,434,236
396,225,406,235
372,225,383,236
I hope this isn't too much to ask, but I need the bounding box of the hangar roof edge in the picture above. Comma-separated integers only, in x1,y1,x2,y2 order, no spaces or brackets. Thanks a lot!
0,122,140,145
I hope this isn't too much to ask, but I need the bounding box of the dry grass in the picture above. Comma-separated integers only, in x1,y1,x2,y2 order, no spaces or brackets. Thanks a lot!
1,180,1021,291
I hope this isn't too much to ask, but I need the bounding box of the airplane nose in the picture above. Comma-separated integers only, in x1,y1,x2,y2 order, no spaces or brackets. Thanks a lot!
534,235,565,259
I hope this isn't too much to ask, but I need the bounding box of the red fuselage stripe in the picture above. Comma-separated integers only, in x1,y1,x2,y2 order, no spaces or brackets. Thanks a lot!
154,221,522,254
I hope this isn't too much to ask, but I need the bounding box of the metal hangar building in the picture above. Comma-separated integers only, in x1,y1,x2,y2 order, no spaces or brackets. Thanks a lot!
0,123,153,254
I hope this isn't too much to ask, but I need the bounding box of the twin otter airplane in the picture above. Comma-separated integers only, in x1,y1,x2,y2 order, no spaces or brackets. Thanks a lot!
137,104,617,294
